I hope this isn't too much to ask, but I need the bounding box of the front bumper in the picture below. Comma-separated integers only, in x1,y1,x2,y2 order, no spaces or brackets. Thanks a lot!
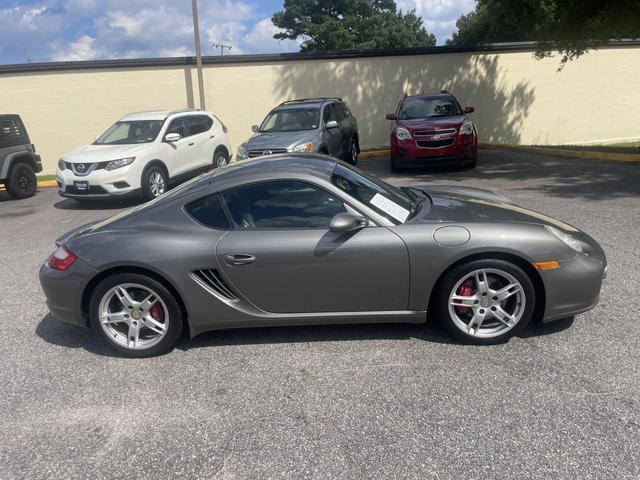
540,253,607,322
392,136,475,166
57,165,139,198
39,258,98,327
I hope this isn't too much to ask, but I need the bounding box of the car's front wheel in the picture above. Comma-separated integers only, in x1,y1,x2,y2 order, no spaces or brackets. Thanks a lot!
141,165,167,200
6,162,37,199
433,259,536,344
89,273,184,357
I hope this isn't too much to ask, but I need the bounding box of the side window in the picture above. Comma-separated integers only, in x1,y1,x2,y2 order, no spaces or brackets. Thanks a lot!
222,180,346,229
185,115,213,136
166,118,188,138
334,103,347,122
322,104,336,125
185,194,230,229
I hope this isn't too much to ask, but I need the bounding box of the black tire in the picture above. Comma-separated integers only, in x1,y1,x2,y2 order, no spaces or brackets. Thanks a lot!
5,162,37,199
432,259,536,345
348,139,358,165
390,156,400,173
141,165,168,201
89,273,184,358
213,148,229,168
464,151,478,169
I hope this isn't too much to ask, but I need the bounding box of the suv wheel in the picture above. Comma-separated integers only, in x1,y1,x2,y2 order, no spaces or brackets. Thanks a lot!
349,139,358,165
6,162,37,199
142,165,167,200
213,149,229,168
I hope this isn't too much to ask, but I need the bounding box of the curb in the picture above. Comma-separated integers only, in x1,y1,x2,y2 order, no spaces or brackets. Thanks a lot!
359,149,390,159
480,143,640,162
38,180,57,188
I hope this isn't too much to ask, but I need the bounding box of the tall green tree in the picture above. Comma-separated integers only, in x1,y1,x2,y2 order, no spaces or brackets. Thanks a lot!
272,0,436,51
448,0,640,66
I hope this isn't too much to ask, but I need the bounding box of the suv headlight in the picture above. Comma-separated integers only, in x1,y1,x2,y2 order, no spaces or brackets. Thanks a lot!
396,127,412,140
105,157,135,171
237,143,248,160
57,159,66,171
289,142,313,153
459,121,474,135
545,225,585,254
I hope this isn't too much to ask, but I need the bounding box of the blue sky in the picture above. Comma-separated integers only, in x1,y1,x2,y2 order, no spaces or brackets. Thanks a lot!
0,0,475,64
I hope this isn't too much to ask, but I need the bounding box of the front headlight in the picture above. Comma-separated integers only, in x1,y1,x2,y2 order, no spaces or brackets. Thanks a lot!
289,142,313,153
545,225,585,254
459,121,474,135
237,143,248,160
58,159,66,171
396,127,412,140
105,157,135,171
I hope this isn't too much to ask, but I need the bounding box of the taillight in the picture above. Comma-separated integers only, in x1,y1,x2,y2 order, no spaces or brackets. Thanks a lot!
48,245,77,271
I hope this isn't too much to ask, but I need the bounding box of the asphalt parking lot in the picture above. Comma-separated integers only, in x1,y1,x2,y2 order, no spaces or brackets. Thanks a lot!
2,149,639,479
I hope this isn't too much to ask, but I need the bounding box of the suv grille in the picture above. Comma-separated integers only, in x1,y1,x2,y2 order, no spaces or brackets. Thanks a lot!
414,128,457,137
65,162,107,176
191,269,238,301
416,138,455,148
248,148,288,158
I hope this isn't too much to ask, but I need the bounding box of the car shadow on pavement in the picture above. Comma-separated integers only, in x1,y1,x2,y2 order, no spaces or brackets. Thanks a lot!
53,197,143,211
36,313,576,357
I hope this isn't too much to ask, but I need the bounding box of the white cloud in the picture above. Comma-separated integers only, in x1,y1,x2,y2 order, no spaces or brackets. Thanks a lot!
242,18,301,54
397,0,475,43
50,35,102,61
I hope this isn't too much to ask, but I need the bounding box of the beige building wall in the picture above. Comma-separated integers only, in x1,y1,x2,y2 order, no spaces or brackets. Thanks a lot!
1,45,639,173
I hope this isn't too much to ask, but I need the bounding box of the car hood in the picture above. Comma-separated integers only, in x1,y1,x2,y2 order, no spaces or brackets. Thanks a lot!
245,131,318,151
412,184,580,232
399,116,466,131
63,143,149,163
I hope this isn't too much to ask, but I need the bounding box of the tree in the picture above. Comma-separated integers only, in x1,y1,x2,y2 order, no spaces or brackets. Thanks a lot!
448,0,640,66
272,0,436,52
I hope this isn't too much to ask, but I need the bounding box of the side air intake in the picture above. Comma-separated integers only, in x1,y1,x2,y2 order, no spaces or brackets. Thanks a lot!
191,269,238,301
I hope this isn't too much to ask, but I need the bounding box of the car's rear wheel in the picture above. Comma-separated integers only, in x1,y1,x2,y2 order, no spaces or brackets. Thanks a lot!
6,162,37,199
348,139,358,165
141,165,167,200
213,148,229,168
433,259,535,344
90,273,183,357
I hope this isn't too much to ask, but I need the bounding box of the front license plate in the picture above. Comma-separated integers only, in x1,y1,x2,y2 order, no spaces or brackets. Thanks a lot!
74,180,89,191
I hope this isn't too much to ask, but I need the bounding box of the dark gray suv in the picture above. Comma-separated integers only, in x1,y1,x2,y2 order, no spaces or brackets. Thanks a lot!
236,98,360,164
0,114,43,199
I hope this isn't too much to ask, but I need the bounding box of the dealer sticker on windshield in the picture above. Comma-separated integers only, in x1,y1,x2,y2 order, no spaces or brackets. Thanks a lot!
370,193,410,223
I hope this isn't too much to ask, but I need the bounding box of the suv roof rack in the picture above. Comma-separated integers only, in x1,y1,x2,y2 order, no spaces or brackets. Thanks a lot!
168,108,202,116
278,97,342,106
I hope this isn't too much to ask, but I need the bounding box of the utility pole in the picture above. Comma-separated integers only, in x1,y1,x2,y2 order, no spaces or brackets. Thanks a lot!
212,43,233,56
191,0,206,110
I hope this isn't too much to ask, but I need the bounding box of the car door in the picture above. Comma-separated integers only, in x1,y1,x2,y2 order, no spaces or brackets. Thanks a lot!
215,179,410,314
163,117,194,177
184,115,215,170
322,104,343,158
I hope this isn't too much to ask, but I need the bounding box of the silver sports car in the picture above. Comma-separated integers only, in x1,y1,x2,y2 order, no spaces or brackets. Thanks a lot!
40,154,607,357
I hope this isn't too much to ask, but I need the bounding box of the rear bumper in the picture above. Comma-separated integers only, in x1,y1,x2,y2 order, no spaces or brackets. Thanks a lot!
39,258,97,327
540,253,607,322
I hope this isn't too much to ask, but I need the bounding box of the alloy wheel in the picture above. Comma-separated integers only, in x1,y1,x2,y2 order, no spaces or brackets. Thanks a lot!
448,268,525,338
215,154,227,167
98,283,169,350
149,171,166,197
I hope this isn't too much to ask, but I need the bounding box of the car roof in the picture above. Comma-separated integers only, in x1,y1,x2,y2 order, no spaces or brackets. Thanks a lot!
274,97,342,110
120,109,209,121
402,93,455,102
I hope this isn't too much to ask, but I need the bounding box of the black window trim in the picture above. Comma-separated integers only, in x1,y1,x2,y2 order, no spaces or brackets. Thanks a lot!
183,114,214,136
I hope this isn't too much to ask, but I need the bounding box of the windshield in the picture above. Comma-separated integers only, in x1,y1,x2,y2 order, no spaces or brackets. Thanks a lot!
95,120,165,145
398,98,462,120
331,164,415,224
259,108,320,132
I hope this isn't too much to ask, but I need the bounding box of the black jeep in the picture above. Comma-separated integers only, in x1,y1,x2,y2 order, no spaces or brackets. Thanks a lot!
0,114,42,199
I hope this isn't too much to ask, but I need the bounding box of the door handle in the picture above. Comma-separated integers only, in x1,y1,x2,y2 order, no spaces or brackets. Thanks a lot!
209,134,216,139
188,142,195,146
224,253,256,266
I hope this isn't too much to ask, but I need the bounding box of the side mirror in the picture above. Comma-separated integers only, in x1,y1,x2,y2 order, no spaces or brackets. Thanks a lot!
463,106,475,114
385,112,397,120
251,125,259,133
164,132,181,142
329,212,367,233
325,120,338,129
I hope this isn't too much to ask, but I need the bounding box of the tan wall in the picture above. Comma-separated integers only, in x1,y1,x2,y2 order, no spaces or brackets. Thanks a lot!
1,45,639,173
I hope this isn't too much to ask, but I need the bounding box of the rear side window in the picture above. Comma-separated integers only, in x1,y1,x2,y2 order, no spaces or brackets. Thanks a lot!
185,115,213,136
185,195,230,229
0,117,26,148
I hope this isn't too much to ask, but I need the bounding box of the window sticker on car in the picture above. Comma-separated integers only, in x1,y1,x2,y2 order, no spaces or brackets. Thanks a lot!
370,193,410,223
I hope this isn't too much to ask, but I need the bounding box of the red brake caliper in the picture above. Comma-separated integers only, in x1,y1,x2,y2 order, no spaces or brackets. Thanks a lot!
455,280,474,314
149,302,163,321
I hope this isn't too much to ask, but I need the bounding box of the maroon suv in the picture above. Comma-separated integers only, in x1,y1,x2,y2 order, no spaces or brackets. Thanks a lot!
386,91,478,171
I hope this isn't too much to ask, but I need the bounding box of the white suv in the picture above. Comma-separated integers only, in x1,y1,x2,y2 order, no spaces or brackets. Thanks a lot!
57,109,232,201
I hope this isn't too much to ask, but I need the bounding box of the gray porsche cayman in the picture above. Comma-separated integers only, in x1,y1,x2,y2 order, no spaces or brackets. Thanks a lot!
40,154,606,357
